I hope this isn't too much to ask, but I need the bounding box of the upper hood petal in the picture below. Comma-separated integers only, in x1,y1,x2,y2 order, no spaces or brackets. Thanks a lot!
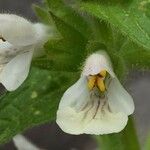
32,23,50,57
0,14,39,46
107,78,135,115
82,51,115,77
33,23,50,46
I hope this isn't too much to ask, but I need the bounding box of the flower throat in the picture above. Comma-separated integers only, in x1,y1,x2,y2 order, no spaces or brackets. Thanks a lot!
88,70,107,93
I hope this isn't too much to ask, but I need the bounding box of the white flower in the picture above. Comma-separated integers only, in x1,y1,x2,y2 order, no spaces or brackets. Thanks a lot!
0,14,50,91
56,51,135,135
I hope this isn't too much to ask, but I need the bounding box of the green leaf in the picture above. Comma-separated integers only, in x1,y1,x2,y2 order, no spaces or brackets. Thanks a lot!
49,11,86,43
42,12,87,72
86,19,114,48
33,4,53,24
80,0,150,50
33,53,81,72
0,67,78,144
46,0,91,38
33,8,88,72
120,40,150,70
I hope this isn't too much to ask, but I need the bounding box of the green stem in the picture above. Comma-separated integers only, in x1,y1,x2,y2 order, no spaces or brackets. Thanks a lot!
95,116,140,150
144,132,150,150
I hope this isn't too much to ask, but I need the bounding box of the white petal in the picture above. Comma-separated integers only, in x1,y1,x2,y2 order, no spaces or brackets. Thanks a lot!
0,14,37,46
107,78,135,115
0,40,13,50
57,77,93,134
57,98,128,135
82,51,115,77
57,105,97,135
13,134,40,150
58,76,91,111
84,109,128,135
0,41,17,56
0,50,33,91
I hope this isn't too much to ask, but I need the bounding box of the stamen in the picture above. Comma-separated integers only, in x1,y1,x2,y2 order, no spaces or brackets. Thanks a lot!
99,70,107,77
97,77,106,92
88,70,107,92
88,75,96,90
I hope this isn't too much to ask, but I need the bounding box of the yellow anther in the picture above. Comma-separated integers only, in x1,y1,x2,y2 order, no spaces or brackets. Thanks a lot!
88,75,96,90
97,77,106,92
99,70,107,77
